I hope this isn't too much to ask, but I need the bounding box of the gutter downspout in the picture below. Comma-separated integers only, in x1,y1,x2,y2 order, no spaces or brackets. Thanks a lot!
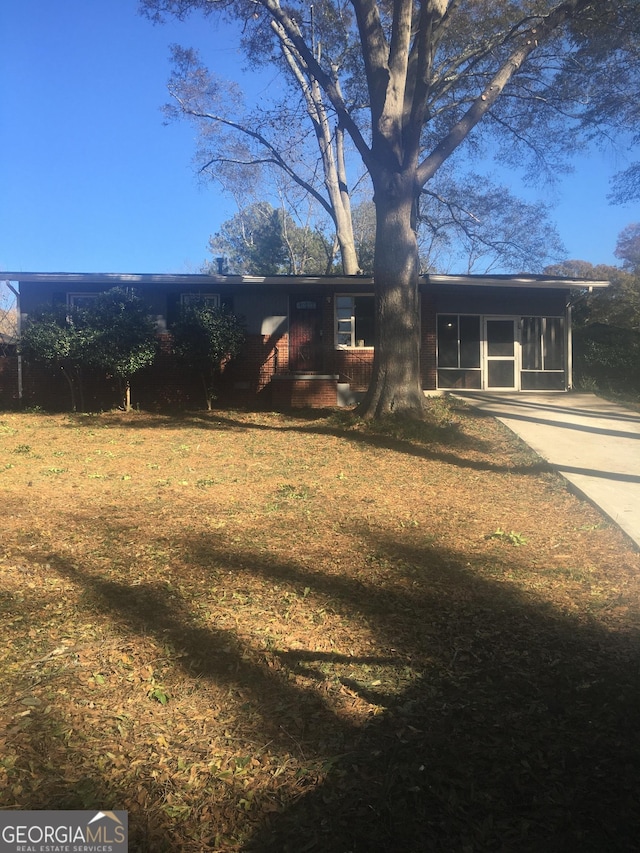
566,296,573,391
6,282,22,402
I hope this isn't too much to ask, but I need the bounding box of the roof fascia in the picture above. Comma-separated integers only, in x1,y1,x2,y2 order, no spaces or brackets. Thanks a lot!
3,272,609,289
426,274,610,289
1,272,374,288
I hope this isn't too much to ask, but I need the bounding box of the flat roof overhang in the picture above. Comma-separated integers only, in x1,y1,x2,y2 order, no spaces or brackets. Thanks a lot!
2,272,610,290
426,274,610,290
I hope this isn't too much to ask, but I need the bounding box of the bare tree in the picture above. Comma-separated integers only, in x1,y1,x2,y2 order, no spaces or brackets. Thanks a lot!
419,172,566,274
0,282,18,355
143,0,640,417
165,44,362,273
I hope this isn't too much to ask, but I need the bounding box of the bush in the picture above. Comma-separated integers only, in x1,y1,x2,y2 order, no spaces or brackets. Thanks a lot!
171,300,245,410
573,323,640,392
20,289,157,411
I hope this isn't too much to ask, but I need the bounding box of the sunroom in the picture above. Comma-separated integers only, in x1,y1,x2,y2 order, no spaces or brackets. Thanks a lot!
426,275,608,393
436,314,566,391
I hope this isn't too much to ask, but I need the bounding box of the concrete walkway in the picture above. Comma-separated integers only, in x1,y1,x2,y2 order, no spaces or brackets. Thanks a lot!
454,392,640,550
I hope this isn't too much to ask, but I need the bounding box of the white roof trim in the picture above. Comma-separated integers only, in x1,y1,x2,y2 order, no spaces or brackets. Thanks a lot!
2,272,610,289
427,274,609,289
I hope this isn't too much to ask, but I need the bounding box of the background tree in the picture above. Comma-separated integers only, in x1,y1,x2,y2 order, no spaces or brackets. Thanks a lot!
615,223,640,274
610,163,640,206
546,225,640,393
210,185,565,278
82,289,158,411
547,227,640,331
171,300,245,410
546,259,638,329
143,0,640,417
0,282,18,355
205,201,334,275
206,202,287,275
278,205,337,274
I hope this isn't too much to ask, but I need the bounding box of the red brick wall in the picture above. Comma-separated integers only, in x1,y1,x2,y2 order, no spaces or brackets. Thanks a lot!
272,376,338,408
319,293,436,392
17,295,437,410
224,332,288,407
331,348,374,391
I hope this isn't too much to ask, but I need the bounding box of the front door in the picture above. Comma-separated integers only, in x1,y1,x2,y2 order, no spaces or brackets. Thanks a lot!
289,296,323,372
485,318,518,389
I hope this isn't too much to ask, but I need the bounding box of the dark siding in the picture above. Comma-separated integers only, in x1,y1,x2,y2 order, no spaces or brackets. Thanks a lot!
430,286,568,316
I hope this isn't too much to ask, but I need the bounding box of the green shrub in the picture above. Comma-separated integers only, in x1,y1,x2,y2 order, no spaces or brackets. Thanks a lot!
573,323,640,392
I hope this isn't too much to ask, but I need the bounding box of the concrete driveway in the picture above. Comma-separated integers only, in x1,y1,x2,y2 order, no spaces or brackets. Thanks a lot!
454,392,640,550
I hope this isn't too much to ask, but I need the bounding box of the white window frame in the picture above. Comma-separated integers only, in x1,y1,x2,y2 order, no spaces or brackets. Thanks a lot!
180,293,221,308
483,316,519,390
67,292,100,310
335,294,375,349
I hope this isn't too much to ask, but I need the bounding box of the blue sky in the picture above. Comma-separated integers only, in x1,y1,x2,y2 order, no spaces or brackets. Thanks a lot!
1,0,638,275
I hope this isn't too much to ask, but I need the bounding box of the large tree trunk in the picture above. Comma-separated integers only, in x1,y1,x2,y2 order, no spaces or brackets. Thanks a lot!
357,174,426,418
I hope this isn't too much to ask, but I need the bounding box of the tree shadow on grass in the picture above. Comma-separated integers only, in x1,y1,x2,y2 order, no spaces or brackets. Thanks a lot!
42,553,350,752
248,659,640,853
26,518,640,853
185,531,640,852
1,703,192,852
61,405,551,478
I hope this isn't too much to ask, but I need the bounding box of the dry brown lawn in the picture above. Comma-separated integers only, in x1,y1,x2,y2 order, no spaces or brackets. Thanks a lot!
1,400,639,852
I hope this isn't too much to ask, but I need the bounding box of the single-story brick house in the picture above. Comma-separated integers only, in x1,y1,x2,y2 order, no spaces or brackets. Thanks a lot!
2,271,608,409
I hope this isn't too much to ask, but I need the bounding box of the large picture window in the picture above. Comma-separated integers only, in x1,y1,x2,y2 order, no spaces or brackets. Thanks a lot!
335,295,375,348
437,315,481,388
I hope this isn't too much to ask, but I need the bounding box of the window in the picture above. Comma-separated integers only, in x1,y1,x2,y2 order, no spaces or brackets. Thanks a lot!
521,317,564,371
67,293,99,310
437,313,566,391
437,315,481,388
520,317,565,390
180,293,221,308
438,315,481,367
335,295,375,347
543,317,564,371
